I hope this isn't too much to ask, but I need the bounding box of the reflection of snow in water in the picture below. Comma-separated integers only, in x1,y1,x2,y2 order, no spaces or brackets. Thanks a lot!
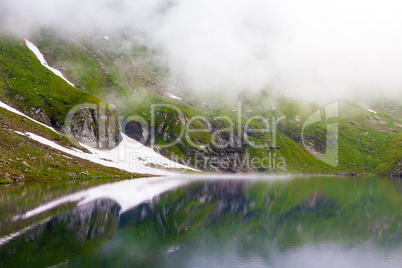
0,217,50,246
12,176,188,221
167,245,180,254
3,175,291,246
12,175,291,221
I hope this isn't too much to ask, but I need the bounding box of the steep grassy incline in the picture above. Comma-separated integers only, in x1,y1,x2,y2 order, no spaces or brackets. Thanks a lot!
0,33,100,129
0,33,143,181
0,106,140,181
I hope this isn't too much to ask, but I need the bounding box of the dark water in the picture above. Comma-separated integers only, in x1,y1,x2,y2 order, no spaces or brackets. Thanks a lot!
0,175,401,267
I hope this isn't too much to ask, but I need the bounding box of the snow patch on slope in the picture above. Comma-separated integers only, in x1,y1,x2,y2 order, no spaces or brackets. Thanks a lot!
14,131,194,175
167,93,182,100
2,41,196,175
1,100,195,176
24,39,75,87
367,109,377,114
0,100,56,132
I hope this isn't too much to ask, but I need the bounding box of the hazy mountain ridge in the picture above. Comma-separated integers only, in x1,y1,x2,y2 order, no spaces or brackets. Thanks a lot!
0,30,401,180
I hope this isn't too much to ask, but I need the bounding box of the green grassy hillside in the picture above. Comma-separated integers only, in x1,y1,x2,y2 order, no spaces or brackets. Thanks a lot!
0,30,401,179
0,33,142,181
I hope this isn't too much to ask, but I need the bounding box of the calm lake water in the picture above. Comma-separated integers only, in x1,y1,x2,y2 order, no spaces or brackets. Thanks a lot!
0,175,401,267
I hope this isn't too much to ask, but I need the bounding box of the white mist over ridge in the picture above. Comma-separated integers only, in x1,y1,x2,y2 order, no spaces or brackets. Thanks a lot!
1,0,402,100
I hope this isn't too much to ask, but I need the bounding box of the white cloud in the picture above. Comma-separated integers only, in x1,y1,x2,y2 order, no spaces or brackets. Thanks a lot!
1,0,402,100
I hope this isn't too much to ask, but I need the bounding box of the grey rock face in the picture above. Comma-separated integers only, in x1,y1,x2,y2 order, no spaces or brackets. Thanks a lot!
124,119,150,145
29,107,52,126
394,160,402,177
69,104,121,148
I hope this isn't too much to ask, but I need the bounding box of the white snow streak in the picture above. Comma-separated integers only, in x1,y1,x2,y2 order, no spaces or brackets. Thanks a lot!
1,100,195,176
2,41,196,176
0,100,56,132
167,93,182,100
24,39,75,87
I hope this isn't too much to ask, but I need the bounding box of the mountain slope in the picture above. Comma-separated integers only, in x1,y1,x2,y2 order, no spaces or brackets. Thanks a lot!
0,33,190,181
0,104,139,181
0,30,401,179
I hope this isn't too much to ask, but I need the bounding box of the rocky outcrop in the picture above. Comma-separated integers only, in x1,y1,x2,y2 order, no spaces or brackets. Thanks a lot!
29,107,52,126
148,111,249,173
393,160,402,177
121,109,250,172
69,105,98,147
124,119,150,145
69,104,121,148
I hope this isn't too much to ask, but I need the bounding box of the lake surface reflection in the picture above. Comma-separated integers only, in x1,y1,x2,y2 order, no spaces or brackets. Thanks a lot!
0,175,401,267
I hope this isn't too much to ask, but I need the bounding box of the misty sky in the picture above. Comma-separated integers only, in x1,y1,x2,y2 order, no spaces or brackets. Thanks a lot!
1,0,402,100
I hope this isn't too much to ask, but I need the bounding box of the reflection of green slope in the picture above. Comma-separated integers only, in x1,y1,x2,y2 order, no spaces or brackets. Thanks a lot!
1,178,399,267
0,199,121,267
157,177,399,244
68,177,401,266
0,179,127,237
